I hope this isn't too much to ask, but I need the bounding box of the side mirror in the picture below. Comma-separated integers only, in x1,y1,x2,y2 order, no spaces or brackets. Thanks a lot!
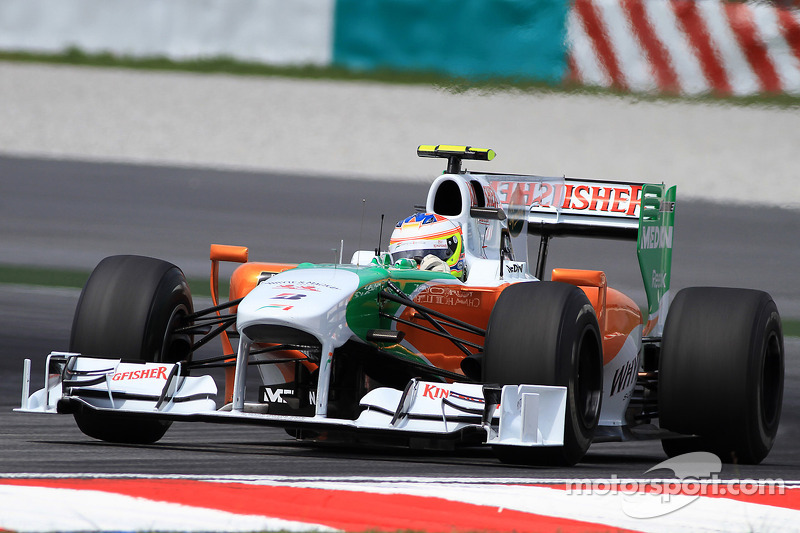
469,206,506,221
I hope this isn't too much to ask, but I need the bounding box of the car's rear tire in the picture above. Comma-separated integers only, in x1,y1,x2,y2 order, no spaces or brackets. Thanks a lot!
659,287,783,464
69,255,194,444
483,282,603,466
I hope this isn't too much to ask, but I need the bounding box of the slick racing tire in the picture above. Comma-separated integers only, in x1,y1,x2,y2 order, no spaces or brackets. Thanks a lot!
69,255,194,444
659,287,783,465
483,282,603,466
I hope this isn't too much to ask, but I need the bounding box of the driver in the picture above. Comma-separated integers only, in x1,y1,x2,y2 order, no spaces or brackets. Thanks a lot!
388,213,465,279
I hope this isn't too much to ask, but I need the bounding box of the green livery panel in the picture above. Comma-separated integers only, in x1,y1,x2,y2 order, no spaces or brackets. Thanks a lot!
636,184,677,337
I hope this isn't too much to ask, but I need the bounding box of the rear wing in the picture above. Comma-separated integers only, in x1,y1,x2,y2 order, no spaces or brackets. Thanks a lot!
482,175,642,240
417,146,676,337
478,173,676,336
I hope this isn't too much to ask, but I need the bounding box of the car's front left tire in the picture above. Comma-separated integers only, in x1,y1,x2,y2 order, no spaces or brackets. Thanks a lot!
69,255,193,444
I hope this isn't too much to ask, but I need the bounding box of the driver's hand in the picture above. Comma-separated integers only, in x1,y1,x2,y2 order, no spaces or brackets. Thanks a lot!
420,254,449,273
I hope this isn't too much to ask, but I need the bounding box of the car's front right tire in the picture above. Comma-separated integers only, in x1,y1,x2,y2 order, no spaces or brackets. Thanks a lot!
658,287,783,464
483,282,603,466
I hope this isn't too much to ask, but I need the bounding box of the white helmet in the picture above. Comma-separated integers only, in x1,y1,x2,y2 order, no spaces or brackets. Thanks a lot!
389,213,465,278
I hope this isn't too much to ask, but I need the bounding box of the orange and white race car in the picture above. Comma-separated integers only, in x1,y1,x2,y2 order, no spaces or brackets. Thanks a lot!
18,145,784,465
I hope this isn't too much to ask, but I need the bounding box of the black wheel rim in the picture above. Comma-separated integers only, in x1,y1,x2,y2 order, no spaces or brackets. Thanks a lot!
760,330,782,429
159,304,192,363
575,329,602,428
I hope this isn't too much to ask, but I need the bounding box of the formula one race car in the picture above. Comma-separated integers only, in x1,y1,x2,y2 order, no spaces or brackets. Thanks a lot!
17,145,784,465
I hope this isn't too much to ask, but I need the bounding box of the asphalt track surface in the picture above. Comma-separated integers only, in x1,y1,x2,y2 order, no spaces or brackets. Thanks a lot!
1,155,799,481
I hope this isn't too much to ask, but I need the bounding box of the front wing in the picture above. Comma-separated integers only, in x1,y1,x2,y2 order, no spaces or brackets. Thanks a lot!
17,353,567,448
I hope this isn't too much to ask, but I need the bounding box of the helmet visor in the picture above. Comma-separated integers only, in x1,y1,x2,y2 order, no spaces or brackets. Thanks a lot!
392,247,453,264
390,233,461,265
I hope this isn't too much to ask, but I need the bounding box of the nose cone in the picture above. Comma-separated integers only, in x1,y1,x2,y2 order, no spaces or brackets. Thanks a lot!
236,268,361,347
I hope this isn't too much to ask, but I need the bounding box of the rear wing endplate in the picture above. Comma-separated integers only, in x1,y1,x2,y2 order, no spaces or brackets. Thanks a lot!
636,184,676,337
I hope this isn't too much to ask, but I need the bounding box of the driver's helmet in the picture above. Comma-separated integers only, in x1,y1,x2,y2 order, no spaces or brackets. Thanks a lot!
389,213,464,278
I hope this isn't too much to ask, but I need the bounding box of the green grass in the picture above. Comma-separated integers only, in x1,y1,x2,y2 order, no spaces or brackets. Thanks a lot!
0,264,226,299
4,47,800,108
786,319,800,338
1,263,798,336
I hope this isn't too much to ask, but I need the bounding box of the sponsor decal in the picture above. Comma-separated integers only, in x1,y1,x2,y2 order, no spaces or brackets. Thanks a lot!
421,384,485,404
361,281,384,294
351,281,383,301
651,270,667,289
609,356,637,397
482,185,500,208
257,304,294,311
639,225,673,250
277,284,320,292
261,280,340,291
261,387,316,405
505,263,524,274
449,391,485,404
256,272,274,285
415,286,480,308
258,385,316,416
422,383,449,400
271,293,307,300
111,367,168,381
489,180,643,218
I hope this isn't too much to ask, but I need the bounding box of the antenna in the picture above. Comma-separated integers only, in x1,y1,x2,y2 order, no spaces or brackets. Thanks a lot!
357,198,366,266
376,214,385,256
